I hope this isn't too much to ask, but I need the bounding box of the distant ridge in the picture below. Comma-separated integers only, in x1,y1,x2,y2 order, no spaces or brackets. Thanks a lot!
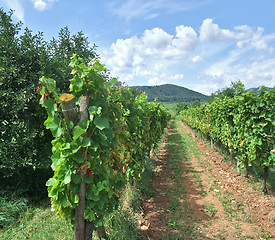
249,87,273,93
132,84,209,102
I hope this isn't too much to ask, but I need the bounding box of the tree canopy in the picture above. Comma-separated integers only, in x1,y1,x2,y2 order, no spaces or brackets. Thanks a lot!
0,8,97,196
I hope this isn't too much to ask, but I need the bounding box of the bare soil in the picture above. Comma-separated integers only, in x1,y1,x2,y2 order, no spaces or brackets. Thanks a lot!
140,120,275,240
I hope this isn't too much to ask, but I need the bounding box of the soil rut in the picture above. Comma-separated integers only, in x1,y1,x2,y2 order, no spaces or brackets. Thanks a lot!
140,119,275,240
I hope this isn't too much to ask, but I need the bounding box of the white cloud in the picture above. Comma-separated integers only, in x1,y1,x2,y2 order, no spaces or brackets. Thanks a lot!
4,0,24,22
194,58,275,95
31,0,58,11
192,55,203,63
101,25,197,86
32,0,47,11
200,18,237,42
102,18,275,94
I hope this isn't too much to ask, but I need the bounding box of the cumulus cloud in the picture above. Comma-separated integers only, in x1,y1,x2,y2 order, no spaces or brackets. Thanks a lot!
31,0,58,11
102,18,275,92
199,18,274,54
4,0,24,22
194,58,275,95
101,24,199,85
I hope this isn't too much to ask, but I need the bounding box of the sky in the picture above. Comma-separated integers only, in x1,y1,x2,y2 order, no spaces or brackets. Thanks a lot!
1,0,275,95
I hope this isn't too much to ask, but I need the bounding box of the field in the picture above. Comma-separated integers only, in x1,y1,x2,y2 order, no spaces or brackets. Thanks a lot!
1,116,275,240
141,117,275,239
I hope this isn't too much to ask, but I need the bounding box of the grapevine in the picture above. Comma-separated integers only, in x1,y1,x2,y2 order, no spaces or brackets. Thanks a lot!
180,85,274,193
38,54,170,239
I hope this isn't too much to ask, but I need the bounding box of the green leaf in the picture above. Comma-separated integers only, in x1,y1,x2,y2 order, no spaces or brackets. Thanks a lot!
84,208,96,222
88,106,97,121
44,98,56,117
88,106,98,115
51,152,64,170
84,174,94,184
94,115,109,130
70,75,83,92
45,116,60,130
72,152,84,164
73,194,79,204
72,174,82,184
46,178,57,187
67,121,74,129
52,126,63,138
79,119,90,129
64,170,71,184
73,126,86,140
97,106,102,115
97,181,106,192
58,193,71,207
82,137,91,147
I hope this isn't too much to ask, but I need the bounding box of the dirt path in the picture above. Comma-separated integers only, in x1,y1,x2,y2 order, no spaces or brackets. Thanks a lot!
141,119,275,240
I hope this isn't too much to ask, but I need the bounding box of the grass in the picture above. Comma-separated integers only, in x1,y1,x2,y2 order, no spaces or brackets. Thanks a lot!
0,197,29,228
0,156,156,240
0,205,74,240
161,119,204,239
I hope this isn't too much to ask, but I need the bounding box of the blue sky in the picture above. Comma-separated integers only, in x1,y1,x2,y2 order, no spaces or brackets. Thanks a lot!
2,0,275,95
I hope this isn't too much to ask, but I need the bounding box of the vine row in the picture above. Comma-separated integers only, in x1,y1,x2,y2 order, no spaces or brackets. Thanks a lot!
38,54,170,239
180,84,274,193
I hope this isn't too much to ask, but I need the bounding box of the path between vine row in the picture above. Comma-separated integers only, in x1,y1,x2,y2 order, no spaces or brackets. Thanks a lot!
140,119,275,240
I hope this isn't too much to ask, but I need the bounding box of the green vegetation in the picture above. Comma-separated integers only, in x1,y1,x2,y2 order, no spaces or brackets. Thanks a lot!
0,158,156,240
180,82,275,193
38,55,170,237
0,7,170,239
132,84,209,103
159,119,204,239
0,8,97,200
0,205,74,240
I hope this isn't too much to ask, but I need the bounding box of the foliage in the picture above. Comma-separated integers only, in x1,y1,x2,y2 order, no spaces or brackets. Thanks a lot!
0,8,97,198
47,26,98,91
190,100,201,108
39,55,170,229
180,83,275,173
175,102,188,115
208,81,243,103
0,8,52,180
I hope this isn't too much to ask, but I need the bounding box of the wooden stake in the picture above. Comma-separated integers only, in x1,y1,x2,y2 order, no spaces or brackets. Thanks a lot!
262,167,268,194
60,94,78,126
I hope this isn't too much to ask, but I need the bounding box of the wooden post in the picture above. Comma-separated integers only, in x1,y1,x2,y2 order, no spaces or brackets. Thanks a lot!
244,159,249,178
79,96,96,240
210,137,213,148
262,167,268,194
60,94,95,240
230,150,234,165
60,94,78,126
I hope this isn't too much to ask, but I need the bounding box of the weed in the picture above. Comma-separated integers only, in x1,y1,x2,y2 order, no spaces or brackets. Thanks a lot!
203,201,217,217
0,197,29,228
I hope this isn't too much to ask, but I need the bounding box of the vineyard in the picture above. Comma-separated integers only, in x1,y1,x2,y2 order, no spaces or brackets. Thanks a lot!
38,54,171,239
180,83,275,193
1,7,275,240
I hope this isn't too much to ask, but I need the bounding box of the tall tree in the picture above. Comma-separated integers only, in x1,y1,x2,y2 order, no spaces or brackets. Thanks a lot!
0,8,98,197
48,26,98,91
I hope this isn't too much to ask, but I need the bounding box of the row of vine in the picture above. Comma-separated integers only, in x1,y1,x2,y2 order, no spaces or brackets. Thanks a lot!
180,84,274,193
38,54,171,239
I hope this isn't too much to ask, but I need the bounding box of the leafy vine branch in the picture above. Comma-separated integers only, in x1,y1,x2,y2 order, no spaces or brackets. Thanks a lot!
38,54,170,239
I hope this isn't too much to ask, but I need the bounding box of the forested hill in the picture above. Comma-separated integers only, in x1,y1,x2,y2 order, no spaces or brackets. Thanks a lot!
132,84,209,102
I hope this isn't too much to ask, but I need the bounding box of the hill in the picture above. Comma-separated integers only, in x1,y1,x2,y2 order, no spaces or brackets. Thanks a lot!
132,84,209,102
249,87,273,93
